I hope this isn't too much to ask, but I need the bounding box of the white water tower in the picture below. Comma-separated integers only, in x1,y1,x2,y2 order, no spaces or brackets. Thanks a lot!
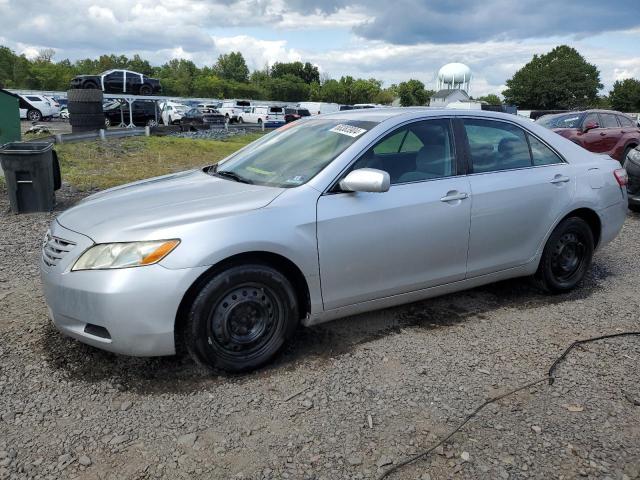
437,63,472,91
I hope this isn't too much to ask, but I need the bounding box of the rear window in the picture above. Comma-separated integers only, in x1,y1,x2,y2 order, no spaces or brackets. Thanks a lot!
27,96,42,102
536,114,582,129
269,107,283,113
237,101,251,107
299,109,311,116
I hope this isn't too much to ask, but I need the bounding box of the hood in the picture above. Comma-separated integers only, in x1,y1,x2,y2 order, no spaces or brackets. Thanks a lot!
56,169,285,242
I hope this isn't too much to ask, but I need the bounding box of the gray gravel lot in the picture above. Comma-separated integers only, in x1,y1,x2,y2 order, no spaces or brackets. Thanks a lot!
0,184,639,480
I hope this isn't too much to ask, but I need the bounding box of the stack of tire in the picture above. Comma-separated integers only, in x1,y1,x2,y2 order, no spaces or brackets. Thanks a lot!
67,89,105,133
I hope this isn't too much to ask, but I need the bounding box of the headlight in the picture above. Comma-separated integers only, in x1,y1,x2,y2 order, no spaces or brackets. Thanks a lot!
72,239,180,271
627,148,640,166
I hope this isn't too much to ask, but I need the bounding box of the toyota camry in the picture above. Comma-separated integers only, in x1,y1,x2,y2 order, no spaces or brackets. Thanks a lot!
40,109,628,372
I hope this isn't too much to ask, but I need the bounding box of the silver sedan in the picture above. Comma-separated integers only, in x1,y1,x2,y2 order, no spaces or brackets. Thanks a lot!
40,109,629,371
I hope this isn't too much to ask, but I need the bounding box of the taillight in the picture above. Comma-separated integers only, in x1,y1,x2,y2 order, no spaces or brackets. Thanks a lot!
614,168,628,186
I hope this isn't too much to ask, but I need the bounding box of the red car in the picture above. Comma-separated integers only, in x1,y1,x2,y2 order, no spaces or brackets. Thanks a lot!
537,110,640,164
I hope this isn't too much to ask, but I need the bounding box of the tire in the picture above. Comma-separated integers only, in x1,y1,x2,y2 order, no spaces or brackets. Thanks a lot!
69,113,105,128
83,81,99,89
146,118,158,127
237,117,244,124
67,102,103,114
67,89,103,103
185,264,299,372
139,84,152,96
257,119,262,125
534,217,594,293
622,146,635,167
27,109,42,121
104,116,111,128
630,203,640,213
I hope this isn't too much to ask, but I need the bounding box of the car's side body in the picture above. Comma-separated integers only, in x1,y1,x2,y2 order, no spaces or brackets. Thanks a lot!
41,109,627,358
104,100,160,127
538,110,640,162
218,100,252,122
179,108,226,130
18,94,57,120
70,70,162,95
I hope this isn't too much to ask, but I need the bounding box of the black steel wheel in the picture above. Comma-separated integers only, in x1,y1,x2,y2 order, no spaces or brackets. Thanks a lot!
534,217,594,293
185,264,299,372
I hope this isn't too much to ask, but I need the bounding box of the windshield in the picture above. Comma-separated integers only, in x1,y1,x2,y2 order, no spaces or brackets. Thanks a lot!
215,118,378,188
537,113,583,129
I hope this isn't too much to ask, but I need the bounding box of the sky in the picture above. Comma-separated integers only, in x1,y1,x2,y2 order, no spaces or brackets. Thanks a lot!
1,0,639,96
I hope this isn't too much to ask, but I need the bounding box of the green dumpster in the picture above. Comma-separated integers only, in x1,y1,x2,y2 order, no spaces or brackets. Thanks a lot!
0,88,21,146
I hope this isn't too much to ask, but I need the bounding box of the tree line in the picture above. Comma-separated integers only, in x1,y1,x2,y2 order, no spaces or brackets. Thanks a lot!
2,44,639,111
0,46,435,106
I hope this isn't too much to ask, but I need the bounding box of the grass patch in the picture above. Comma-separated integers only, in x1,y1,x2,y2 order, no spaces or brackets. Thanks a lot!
55,133,263,191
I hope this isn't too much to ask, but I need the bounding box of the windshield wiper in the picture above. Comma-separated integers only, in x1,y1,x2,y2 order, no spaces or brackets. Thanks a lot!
214,169,253,184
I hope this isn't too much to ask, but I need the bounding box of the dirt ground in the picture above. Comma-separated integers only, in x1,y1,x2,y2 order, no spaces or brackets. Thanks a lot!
0,185,639,480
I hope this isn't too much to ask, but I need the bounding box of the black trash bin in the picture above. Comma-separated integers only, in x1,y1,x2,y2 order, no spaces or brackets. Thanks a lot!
0,142,58,213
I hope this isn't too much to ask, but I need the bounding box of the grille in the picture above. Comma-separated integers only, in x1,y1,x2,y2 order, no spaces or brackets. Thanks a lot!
42,232,76,267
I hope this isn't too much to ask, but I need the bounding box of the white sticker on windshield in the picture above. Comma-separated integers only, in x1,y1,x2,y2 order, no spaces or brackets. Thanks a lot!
329,124,367,138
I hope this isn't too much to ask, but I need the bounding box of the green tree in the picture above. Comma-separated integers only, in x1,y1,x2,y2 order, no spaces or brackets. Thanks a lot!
213,52,249,83
502,45,602,109
271,61,319,84
265,74,309,101
397,79,430,106
476,94,502,105
609,78,640,112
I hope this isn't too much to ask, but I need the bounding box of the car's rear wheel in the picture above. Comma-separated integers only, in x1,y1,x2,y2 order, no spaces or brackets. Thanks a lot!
185,264,299,372
104,116,111,128
27,109,42,121
83,81,99,89
139,84,153,96
237,117,243,124
146,118,158,127
534,217,594,293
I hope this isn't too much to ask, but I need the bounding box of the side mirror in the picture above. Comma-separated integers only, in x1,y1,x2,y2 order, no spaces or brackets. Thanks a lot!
583,121,599,132
339,168,390,193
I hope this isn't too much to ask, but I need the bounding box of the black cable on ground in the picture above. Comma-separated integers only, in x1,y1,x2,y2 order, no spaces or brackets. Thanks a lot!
378,331,640,480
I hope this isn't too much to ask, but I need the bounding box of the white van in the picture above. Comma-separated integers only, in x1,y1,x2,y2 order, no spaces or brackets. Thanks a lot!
18,94,57,121
297,102,340,115
219,100,251,123
242,105,285,126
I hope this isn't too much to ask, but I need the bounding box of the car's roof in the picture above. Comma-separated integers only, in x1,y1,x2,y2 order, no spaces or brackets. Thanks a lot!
320,107,530,124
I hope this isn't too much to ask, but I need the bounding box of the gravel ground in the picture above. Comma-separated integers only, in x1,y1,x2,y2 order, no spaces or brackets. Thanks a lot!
170,127,265,140
1,184,639,480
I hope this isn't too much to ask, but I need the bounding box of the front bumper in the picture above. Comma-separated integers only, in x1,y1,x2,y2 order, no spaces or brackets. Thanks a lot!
40,221,208,356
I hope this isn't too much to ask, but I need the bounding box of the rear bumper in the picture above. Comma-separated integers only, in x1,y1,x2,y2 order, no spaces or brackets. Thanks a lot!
598,199,628,248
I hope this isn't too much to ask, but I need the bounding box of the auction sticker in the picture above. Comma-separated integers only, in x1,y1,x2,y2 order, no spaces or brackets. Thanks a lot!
329,124,367,138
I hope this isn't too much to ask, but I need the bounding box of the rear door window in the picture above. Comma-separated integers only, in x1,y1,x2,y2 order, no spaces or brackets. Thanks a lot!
27,96,42,102
463,119,532,173
618,115,635,127
527,135,564,166
600,113,620,128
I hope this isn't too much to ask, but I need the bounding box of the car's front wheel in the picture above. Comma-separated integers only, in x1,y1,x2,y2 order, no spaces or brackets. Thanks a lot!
534,217,594,293
185,264,299,372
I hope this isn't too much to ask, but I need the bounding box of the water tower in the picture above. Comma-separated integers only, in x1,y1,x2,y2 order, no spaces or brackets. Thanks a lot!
437,63,472,92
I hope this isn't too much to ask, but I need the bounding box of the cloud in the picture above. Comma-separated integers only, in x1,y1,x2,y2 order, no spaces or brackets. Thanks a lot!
282,0,640,44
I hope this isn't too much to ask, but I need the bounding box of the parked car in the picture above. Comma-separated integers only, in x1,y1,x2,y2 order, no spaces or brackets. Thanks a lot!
537,110,640,164
44,96,62,118
160,102,189,125
623,146,640,212
219,100,251,123
180,108,226,130
40,109,627,372
197,102,222,111
70,69,162,95
284,107,311,123
104,100,160,127
242,105,285,126
297,101,340,115
17,94,57,121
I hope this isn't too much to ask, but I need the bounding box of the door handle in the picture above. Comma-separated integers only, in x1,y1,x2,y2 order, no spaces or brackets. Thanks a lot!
550,175,570,184
599,132,606,136
440,192,469,202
